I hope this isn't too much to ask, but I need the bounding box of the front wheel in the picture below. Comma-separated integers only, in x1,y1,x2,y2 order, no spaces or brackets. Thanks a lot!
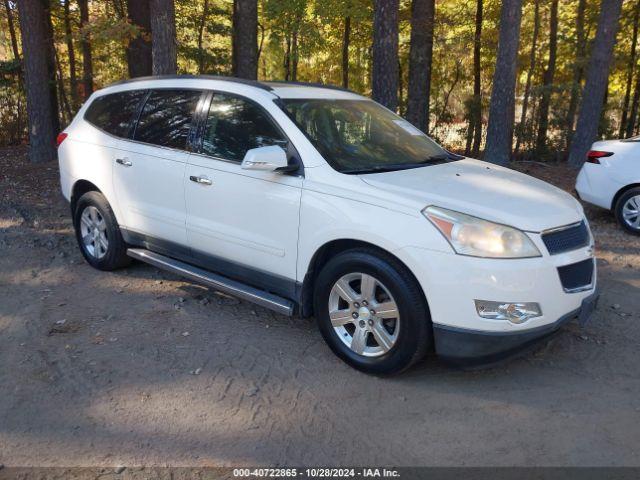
614,187,640,235
314,248,431,375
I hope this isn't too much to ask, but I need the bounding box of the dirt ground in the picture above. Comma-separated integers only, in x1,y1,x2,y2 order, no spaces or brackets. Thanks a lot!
1,146,639,468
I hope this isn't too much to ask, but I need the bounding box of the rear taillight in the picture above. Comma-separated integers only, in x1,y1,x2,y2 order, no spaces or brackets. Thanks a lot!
56,132,68,147
586,150,613,164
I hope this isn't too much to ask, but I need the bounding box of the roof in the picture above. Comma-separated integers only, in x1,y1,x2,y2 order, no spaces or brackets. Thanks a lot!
106,75,364,100
109,74,273,91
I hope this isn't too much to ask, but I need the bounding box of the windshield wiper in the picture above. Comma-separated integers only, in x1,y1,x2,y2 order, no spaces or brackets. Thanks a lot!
341,153,459,175
420,154,449,163
419,151,465,162
446,150,465,160
342,163,432,174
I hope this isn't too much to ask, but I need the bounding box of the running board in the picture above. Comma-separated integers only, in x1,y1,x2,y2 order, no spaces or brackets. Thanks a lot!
127,248,295,316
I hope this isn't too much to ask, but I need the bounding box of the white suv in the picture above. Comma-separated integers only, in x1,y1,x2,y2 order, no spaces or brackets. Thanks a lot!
58,75,598,374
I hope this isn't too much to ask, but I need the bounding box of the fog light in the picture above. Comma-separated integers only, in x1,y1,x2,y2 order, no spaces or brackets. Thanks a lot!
474,300,542,324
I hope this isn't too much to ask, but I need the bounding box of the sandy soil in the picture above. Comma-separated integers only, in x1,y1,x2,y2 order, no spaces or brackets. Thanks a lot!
0,147,639,468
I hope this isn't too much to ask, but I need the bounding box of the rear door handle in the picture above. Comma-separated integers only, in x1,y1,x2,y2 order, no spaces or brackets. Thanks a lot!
116,158,133,167
189,175,212,186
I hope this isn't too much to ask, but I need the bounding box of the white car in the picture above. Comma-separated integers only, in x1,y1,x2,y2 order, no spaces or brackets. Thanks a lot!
576,139,640,235
57,76,598,374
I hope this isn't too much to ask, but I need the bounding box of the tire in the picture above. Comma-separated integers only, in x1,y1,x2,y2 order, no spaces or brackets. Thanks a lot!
73,191,131,270
313,248,431,375
614,187,640,235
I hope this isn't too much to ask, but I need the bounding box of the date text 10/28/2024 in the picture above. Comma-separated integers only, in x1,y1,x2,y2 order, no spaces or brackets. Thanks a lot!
233,468,401,478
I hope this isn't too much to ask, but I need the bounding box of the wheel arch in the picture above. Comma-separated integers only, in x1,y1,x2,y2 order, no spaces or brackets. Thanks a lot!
70,180,102,216
611,183,640,210
299,238,429,319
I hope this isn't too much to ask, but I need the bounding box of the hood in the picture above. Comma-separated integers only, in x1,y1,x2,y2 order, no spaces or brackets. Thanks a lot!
359,158,583,232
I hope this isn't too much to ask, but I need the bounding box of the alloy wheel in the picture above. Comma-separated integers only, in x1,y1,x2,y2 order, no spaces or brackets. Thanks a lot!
622,195,640,230
328,272,400,357
79,206,109,259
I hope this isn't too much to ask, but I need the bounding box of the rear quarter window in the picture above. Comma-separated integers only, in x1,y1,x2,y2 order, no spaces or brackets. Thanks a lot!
84,90,147,138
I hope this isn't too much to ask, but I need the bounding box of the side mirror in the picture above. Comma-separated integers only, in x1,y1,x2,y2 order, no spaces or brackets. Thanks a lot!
241,145,289,172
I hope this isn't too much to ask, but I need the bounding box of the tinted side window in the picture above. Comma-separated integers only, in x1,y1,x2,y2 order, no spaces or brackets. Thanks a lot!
84,90,146,138
134,89,201,150
202,93,286,162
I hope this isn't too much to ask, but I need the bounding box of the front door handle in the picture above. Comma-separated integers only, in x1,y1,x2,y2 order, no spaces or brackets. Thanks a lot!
116,158,133,167
189,175,212,186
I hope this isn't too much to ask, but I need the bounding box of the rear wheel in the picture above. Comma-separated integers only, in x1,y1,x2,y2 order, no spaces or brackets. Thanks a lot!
73,191,131,270
614,187,640,235
314,248,431,375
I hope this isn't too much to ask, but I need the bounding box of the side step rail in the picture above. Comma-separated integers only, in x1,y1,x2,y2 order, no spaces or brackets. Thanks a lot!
127,248,294,316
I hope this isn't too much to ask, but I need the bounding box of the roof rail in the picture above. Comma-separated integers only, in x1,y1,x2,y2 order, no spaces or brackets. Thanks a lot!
265,80,356,93
107,74,274,91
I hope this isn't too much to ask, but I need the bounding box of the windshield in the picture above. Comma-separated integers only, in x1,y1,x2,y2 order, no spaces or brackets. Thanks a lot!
280,99,453,174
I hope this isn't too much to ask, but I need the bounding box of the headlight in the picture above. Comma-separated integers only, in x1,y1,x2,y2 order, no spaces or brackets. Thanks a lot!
422,206,541,258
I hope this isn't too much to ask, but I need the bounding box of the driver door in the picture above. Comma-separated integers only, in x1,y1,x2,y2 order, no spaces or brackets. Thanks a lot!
184,91,302,297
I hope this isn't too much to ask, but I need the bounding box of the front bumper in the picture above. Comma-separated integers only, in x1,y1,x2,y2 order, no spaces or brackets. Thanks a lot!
396,242,596,334
394,232,597,364
432,290,599,365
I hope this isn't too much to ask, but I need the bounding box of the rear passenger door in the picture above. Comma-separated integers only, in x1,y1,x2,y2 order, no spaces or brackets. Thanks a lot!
184,91,302,298
113,89,203,254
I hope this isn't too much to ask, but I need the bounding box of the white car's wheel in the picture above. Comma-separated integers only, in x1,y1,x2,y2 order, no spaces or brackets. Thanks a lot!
314,248,431,375
615,187,640,235
73,191,131,270
328,272,401,358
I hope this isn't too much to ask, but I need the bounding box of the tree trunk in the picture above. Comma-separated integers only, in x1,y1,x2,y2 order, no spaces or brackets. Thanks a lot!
483,0,523,166
44,1,59,133
232,0,238,75
63,0,78,109
284,35,291,81
620,0,640,138
465,0,483,156
514,0,539,154
54,48,72,121
398,58,404,116
78,0,93,99
342,16,351,88
565,0,587,150
16,0,59,163
599,85,610,138
628,50,640,137
372,0,399,112
535,0,558,154
4,0,21,63
405,0,435,133
150,0,177,75
232,0,258,79
197,0,209,73
568,0,624,168
291,27,299,82
111,0,126,18
436,61,462,130
126,0,152,78
257,21,265,64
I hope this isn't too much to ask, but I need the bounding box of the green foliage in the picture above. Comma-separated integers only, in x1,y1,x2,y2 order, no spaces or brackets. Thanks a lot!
0,59,20,86
176,0,232,73
0,82,26,146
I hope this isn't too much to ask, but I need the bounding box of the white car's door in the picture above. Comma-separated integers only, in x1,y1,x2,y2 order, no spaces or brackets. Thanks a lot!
185,92,302,297
113,89,203,252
